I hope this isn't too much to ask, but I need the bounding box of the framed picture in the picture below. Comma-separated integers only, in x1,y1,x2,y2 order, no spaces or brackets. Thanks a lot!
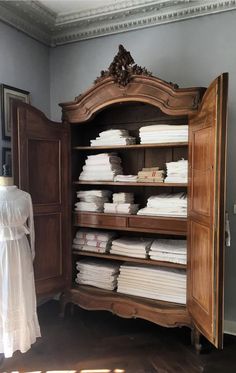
1,84,30,140
2,147,12,174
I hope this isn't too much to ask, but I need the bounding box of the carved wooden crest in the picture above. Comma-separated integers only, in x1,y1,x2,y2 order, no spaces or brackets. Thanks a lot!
95,44,179,89
95,44,152,87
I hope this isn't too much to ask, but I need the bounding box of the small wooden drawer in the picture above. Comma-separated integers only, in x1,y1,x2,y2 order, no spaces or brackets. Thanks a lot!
128,216,187,234
74,212,127,228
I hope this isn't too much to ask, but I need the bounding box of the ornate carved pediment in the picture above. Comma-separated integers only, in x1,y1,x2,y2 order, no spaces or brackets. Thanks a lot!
95,44,179,89
95,44,152,87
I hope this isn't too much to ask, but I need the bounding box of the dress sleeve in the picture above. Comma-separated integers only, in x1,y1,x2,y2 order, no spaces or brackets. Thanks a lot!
28,194,35,260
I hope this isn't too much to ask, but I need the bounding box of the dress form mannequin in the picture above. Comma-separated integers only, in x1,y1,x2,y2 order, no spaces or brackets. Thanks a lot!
0,176,13,186
0,164,41,359
0,164,13,186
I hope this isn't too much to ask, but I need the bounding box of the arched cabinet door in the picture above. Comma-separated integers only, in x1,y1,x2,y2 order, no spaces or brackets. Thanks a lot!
11,102,71,298
188,73,228,348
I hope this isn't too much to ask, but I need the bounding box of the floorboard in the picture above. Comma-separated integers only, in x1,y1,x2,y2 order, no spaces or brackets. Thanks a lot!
1,300,236,373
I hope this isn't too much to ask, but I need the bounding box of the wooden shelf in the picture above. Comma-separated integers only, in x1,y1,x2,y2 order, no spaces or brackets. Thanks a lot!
73,250,186,269
62,285,190,328
73,181,188,187
73,142,188,150
73,211,187,236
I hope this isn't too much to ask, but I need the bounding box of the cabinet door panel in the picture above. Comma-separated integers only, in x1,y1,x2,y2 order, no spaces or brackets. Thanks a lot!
28,139,61,204
12,102,71,297
188,73,228,348
34,213,62,281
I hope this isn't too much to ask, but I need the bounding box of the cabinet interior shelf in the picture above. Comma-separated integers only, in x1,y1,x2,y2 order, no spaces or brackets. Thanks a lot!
73,250,186,269
73,142,188,150
73,181,188,187
73,211,187,236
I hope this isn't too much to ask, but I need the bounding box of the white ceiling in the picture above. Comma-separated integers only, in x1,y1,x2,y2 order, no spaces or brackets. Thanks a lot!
38,0,120,15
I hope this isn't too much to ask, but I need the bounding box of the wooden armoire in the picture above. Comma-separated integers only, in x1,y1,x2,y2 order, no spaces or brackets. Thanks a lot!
11,45,228,350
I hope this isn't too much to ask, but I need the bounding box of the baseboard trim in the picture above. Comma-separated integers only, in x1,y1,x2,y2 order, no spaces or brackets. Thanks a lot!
224,320,236,336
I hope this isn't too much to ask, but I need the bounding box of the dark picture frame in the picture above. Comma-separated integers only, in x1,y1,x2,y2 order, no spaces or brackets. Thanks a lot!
2,147,12,173
1,84,30,140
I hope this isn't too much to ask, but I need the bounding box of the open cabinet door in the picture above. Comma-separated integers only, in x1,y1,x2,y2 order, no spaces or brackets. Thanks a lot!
12,102,71,298
188,73,228,348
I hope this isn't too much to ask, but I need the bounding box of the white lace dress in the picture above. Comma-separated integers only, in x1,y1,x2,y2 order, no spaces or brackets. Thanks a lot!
0,185,41,358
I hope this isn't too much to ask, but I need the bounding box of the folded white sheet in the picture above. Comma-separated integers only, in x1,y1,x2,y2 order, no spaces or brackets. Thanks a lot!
117,263,186,304
139,125,188,133
74,202,104,212
150,239,187,253
112,237,153,250
75,259,120,290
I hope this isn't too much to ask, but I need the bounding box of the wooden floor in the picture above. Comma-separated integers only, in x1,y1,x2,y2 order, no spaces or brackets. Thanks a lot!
1,300,236,373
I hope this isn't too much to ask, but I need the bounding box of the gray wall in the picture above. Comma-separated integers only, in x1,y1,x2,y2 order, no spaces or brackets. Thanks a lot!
0,21,50,169
50,11,236,324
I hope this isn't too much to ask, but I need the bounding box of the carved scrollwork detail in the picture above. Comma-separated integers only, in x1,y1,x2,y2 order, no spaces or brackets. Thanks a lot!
94,44,152,87
111,301,138,318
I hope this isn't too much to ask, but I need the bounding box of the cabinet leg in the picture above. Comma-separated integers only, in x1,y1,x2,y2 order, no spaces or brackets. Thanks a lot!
191,327,202,354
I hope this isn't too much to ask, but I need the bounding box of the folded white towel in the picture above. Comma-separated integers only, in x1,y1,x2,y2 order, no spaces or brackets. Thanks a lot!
77,190,112,198
112,193,134,204
104,203,139,215
90,129,136,146
114,175,138,182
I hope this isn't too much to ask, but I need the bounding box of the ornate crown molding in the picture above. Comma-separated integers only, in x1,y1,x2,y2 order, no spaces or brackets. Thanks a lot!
0,0,55,45
0,0,235,46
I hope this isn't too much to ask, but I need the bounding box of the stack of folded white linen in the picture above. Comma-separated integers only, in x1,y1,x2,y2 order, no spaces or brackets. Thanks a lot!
137,193,187,217
114,175,138,182
110,237,153,258
90,129,136,146
75,259,120,290
104,203,139,215
79,153,123,181
74,190,111,212
149,239,187,264
73,229,116,253
117,263,186,304
104,192,138,214
138,167,165,183
165,159,188,183
112,193,134,203
139,125,188,144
